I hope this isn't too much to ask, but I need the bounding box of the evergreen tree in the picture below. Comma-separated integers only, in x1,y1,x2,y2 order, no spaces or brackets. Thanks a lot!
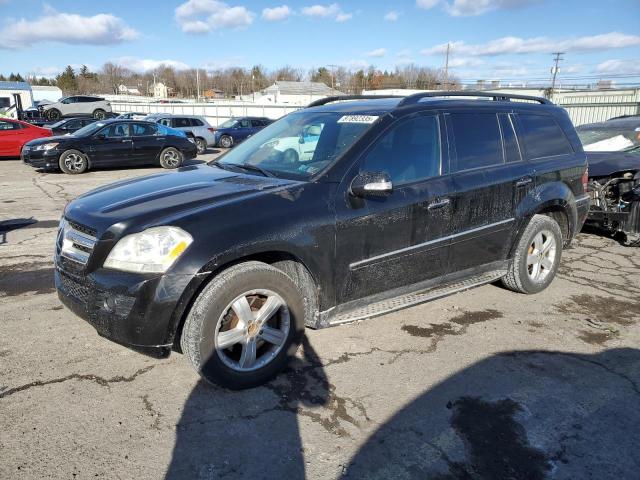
56,65,77,93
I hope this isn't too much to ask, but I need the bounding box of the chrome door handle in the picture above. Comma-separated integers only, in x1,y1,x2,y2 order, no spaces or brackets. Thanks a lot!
427,198,451,210
516,177,533,187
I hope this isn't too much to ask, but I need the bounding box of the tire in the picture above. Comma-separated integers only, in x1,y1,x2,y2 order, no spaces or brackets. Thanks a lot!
181,261,306,389
58,149,88,174
219,135,233,148
159,147,183,169
283,149,299,163
195,137,207,154
46,109,61,121
502,214,563,294
93,109,106,120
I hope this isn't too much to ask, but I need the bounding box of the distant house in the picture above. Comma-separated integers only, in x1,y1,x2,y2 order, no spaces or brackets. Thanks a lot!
257,81,343,105
118,85,141,95
153,82,169,98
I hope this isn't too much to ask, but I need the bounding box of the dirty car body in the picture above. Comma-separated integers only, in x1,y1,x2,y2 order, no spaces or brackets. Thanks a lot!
55,92,590,388
577,117,640,244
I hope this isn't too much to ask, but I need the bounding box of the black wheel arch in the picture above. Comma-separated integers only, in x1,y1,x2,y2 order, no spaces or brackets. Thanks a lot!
168,250,321,352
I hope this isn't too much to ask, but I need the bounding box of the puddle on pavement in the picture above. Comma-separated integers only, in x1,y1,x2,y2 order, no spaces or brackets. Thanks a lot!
402,309,503,338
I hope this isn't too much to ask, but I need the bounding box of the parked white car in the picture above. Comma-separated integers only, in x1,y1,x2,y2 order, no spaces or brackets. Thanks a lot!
265,124,322,162
145,114,216,154
40,96,112,121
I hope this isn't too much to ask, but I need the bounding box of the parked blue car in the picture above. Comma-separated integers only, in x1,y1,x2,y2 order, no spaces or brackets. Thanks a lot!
213,117,273,148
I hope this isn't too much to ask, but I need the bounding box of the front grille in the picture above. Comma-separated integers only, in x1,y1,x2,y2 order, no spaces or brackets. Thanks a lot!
59,271,90,303
56,218,97,271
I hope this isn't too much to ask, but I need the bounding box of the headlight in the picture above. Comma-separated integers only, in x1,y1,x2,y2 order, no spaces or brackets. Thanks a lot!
104,226,193,273
33,142,59,151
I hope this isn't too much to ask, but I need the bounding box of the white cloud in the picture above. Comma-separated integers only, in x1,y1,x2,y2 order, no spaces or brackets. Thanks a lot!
416,0,440,9
301,3,339,17
417,0,539,16
175,0,255,33
421,32,640,56
384,10,400,21
0,9,139,49
445,0,539,16
344,59,369,70
366,48,387,58
448,57,484,67
113,57,191,73
262,5,292,21
596,59,640,75
301,3,351,21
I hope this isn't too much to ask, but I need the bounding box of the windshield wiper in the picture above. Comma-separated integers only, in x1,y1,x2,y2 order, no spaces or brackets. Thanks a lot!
210,160,231,170
232,163,276,177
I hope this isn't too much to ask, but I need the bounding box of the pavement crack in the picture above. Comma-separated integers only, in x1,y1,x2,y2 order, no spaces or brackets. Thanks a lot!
0,365,155,399
141,394,162,430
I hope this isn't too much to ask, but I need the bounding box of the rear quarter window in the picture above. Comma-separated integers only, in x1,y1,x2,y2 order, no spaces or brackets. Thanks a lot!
449,112,503,171
516,113,573,159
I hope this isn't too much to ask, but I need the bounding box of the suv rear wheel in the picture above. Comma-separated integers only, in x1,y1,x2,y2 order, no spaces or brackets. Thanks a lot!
181,261,306,389
46,109,61,121
502,214,563,294
195,137,207,154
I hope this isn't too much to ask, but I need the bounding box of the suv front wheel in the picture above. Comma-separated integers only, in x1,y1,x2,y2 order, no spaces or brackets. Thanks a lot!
181,262,306,389
93,109,106,120
502,214,563,294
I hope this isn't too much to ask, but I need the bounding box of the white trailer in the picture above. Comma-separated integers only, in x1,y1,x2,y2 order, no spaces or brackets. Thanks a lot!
0,81,34,118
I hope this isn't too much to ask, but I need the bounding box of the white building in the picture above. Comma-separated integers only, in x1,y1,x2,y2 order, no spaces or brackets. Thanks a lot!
256,81,343,106
153,82,169,98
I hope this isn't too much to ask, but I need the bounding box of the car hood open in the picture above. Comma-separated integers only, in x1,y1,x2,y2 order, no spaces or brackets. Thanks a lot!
64,164,296,235
587,151,640,177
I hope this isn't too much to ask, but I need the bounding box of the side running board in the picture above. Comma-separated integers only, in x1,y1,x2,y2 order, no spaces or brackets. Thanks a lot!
326,270,506,326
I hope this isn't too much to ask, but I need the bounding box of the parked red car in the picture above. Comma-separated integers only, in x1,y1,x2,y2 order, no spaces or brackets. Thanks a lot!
0,118,52,157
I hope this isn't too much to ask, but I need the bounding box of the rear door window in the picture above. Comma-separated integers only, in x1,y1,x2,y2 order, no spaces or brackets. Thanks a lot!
361,115,441,184
449,112,503,172
173,118,191,128
0,120,21,130
516,114,573,159
131,123,158,136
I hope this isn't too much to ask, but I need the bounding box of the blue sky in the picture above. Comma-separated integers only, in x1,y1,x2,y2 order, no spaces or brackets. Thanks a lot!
0,0,639,86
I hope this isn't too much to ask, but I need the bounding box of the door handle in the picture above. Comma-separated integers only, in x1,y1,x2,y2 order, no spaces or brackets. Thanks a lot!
427,198,451,210
516,177,533,187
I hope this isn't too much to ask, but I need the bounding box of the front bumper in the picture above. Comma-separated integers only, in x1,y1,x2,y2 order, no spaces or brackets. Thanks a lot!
55,258,197,358
22,147,60,170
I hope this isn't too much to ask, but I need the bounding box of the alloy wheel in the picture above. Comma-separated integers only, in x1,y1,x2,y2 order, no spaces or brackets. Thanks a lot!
163,150,181,167
214,289,290,372
526,230,557,282
64,153,85,172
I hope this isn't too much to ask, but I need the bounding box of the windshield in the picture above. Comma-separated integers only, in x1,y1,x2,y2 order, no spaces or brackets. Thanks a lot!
577,125,640,152
219,119,239,129
49,120,66,128
71,121,108,137
212,111,379,179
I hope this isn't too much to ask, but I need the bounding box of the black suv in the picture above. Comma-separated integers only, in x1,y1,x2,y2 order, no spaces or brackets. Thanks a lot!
55,92,590,389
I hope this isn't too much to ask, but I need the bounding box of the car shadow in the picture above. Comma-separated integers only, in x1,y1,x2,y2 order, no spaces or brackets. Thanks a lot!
342,348,640,479
580,224,637,247
165,337,329,479
0,218,59,245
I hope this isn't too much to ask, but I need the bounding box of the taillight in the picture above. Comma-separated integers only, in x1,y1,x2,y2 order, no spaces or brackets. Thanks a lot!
581,167,589,192
208,128,216,133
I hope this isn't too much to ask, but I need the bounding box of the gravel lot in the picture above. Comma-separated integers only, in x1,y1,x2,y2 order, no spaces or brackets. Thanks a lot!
1,154,639,480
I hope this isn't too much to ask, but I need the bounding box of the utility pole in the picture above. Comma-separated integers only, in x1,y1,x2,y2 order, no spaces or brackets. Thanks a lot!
326,64,338,90
443,42,450,90
196,68,200,102
550,52,564,93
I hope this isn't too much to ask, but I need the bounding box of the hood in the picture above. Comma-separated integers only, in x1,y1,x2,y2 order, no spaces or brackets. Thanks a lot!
587,151,640,177
64,165,296,235
25,134,70,146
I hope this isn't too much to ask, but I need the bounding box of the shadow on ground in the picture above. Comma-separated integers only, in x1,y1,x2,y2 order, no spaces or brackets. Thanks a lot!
343,348,640,479
167,347,640,479
166,338,329,479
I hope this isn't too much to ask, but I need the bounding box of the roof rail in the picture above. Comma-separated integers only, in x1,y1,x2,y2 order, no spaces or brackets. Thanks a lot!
306,95,403,108
398,91,552,107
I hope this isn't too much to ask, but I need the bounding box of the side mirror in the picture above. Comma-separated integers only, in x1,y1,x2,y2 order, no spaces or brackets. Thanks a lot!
298,134,305,144
350,172,393,198
95,133,106,140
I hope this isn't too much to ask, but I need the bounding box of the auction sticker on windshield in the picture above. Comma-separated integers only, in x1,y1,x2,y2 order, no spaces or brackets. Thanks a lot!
337,115,379,124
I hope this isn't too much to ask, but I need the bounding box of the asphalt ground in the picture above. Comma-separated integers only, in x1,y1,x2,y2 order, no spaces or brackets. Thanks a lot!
1,152,639,479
